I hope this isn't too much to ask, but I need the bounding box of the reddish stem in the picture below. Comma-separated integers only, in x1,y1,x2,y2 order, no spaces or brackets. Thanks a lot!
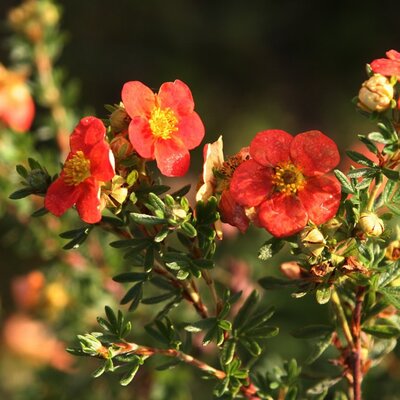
351,287,365,400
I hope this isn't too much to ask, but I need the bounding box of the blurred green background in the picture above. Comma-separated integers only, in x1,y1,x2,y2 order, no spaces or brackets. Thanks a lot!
1,1,400,399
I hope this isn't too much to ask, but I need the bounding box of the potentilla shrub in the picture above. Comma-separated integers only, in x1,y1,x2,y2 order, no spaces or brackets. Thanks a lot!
9,45,400,400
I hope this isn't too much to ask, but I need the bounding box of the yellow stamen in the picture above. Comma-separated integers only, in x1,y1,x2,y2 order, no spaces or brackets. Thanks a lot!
272,162,305,195
63,151,91,186
149,107,178,139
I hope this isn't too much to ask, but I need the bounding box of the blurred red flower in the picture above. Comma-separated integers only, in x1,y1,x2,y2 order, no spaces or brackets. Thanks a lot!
370,49,400,80
122,79,205,177
230,130,341,238
45,117,115,223
0,65,35,132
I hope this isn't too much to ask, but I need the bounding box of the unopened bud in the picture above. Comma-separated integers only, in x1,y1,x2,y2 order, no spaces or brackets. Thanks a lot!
110,134,134,160
110,108,130,133
322,217,342,235
385,240,400,261
358,74,394,113
280,261,303,280
358,212,384,237
27,169,49,192
300,226,325,257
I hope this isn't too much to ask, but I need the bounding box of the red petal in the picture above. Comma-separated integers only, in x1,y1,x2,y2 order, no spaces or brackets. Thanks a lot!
157,80,194,116
219,190,249,233
387,49,400,61
70,117,106,153
89,142,115,182
44,176,79,217
176,112,205,149
75,178,102,223
230,159,273,207
297,174,341,225
370,58,400,79
128,117,155,159
258,194,308,237
290,130,340,176
250,130,293,166
154,137,190,177
121,81,155,118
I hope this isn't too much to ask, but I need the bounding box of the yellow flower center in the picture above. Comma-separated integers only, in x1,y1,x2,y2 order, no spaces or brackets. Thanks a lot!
272,162,305,195
63,151,91,186
149,107,178,139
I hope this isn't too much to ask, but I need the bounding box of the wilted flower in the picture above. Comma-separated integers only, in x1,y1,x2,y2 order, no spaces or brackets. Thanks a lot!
122,80,205,177
45,117,115,223
230,130,341,238
0,65,35,132
358,74,394,112
196,136,251,233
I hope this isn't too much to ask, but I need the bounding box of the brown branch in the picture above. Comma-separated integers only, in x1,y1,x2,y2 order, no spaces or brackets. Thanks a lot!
109,342,259,399
351,287,365,400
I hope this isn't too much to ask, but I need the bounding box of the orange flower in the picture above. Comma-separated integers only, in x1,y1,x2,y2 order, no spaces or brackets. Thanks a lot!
0,65,35,132
122,80,205,177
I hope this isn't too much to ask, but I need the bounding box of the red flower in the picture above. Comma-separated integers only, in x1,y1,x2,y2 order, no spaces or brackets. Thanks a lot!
45,117,115,223
121,80,205,177
230,130,341,238
370,49,400,80
0,65,35,132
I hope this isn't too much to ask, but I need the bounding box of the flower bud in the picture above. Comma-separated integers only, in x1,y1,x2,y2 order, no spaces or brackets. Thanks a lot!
358,74,394,112
110,108,130,133
357,212,384,237
385,240,400,261
27,169,50,193
300,226,325,257
110,134,134,160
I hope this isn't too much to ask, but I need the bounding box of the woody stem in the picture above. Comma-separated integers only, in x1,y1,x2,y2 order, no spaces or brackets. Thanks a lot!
111,342,260,399
351,287,365,400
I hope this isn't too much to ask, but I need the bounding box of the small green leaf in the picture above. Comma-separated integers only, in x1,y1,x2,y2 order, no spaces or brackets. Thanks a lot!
113,272,149,283
120,362,140,386
362,323,400,339
31,207,49,217
130,213,166,225
334,170,355,194
292,324,334,339
316,285,332,304
181,222,197,238
346,150,375,167
259,276,299,290
9,187,34,199
233,290,258,330
92,364,106,378
381,168,400,181
305,333,332,364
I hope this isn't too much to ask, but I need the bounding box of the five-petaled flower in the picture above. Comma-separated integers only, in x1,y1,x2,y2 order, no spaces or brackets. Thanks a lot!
121,79,205,177
229,130,341,238
370,49,400,81
0,64,35,132
45,117,115,223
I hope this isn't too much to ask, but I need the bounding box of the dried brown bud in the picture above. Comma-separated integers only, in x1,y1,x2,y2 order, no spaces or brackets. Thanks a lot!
342,256,370,275
310,261,334,277
358,74,394,113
